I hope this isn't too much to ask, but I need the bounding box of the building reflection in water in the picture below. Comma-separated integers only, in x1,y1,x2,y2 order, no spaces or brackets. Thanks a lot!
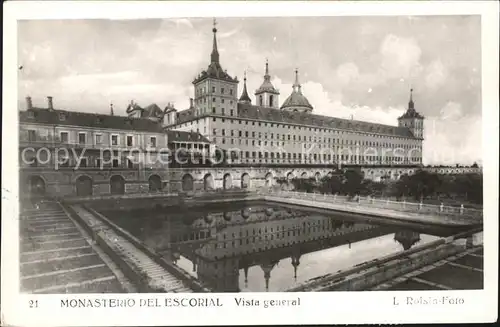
107,203,437,292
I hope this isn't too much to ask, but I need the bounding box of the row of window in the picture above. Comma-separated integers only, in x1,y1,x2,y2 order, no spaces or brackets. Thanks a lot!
196,97,234,105
176,117,422,142
26,130,158,147
195,86,235,96
211,129,420,148
213,150,421,162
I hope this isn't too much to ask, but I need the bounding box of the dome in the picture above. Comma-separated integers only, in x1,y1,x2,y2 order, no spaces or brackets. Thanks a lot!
280,69,313,113
281,92,313,112
255,60,279,95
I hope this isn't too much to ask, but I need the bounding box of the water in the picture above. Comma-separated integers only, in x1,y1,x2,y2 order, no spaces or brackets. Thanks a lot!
101,201,450,292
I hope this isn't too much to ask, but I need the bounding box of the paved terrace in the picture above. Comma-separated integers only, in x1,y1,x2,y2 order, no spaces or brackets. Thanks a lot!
19,201,128,293
372,245,483,290
260,190,482,227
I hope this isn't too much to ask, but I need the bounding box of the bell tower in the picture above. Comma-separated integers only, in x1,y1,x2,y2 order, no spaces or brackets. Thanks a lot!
398,89,425,139
254,59,280,108
192,18,239,117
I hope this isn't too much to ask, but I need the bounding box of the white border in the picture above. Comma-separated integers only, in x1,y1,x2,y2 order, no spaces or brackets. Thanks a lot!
2,1,499,326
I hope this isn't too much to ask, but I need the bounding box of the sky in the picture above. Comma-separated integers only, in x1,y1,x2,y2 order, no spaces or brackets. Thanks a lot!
17,16,482,165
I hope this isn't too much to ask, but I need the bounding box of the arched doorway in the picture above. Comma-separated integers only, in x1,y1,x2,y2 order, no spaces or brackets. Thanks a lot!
241,173,250,189
110,175,125,195
265,173,273,187
28,176,46,196
148,175,162,192
182,174,194,192
223,173,232,190
203,173,214,191
76,175,93,196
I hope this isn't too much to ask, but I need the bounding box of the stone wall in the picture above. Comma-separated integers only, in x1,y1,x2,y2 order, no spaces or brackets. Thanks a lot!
19,165,483,199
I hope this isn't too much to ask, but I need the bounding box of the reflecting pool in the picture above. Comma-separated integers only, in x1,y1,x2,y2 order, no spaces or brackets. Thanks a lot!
101,202,454,292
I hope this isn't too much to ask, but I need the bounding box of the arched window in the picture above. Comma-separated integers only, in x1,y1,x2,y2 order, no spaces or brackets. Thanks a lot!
269,95,274,107
259,95,263,106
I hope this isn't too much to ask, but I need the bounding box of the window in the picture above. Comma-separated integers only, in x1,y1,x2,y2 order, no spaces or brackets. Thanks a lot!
230,89,233,95
221,108,225,115
259,95,263,106
79,158,88,168
150,136,157,147
212,86,216,93
212,97,216,102
127,159,134,169
269,95,274,107
212,107,216,113
221,87,225,94
60,132,68,143
78,132,86,145
111,135,119,146
95,134,102,145
213,129,217,135
112,159,119,168
127,135,133,147
95,158,102,168
230,110,234,116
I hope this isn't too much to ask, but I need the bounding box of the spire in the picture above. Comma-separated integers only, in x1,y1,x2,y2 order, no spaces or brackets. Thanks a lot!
293,68,302,94
239,71,252,104
265,58,270,78
408,88,414,110
211,18,219,64
110,102,114,116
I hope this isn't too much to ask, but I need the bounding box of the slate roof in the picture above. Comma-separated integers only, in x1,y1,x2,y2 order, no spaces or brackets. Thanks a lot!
236,103,416,138
398,108,424,119
20,108,165,133
239,78,252,104
280,90,313,111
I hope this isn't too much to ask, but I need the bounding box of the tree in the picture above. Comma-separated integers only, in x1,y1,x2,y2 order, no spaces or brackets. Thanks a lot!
318,175,343,194
343,169,364,197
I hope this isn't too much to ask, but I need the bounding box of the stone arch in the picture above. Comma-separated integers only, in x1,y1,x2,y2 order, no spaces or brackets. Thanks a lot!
241,173,250,189
327,172,333,178
265,172,274,186
315,172,321,182
203,173,214,191
76,175,93,196
28,175,46,196
182,174,194,192
223,173,232,190
110,175,125,195
148,174,162,192
286,172,294,181
300,172,308,179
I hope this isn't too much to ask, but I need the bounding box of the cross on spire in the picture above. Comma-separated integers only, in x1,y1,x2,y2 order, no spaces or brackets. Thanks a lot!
211,18,219,63
409,88,415,110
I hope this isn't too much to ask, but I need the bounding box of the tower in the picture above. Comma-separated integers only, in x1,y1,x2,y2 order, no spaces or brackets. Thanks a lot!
254,59,280,108
192,19,239,117
238,71,252,105
280,69,313,113
398,89,425,139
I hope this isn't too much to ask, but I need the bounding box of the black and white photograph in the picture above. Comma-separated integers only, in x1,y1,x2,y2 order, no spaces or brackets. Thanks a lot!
2,1,498,326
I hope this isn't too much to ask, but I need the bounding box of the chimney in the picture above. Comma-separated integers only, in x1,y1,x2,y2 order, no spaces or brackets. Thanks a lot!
26,96,33,110
47,96,53,110
189,98,194,109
